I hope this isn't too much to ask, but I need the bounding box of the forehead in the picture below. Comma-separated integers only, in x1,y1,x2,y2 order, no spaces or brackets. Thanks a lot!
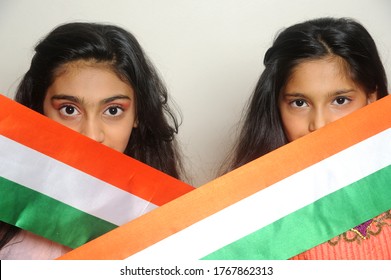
291,56,350,80
53,59,116,78
283,56,356,93
47,60,134,102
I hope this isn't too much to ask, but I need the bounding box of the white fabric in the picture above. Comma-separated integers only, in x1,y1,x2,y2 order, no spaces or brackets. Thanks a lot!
127,128,391,261
0,135,157,225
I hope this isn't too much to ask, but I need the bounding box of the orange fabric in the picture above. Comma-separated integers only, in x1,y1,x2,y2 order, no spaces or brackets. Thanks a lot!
59,95,391,260
291,211,391,260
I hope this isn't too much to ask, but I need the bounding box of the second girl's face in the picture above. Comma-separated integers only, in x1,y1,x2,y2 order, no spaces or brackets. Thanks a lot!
43,61,137,153
278,57,377,142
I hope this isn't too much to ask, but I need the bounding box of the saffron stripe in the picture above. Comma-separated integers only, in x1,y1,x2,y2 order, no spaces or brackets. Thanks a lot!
0,135,157,225
59,95,391,260
126,129,391,261
203,165,391,259
0,177,116,248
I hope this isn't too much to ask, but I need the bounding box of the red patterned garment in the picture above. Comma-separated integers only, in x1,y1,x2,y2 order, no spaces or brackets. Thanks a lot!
291,210,391,260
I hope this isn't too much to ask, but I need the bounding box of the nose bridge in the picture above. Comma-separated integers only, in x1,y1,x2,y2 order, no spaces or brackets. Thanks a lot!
81,116,104,143
309,107,329,132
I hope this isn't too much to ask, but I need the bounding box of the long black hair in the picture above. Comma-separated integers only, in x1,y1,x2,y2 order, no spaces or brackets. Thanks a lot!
223,17,388,172
2,22,185,252
15,22,184,179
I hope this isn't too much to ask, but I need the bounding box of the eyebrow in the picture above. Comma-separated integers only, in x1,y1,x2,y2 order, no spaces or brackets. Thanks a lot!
330,89,355,96
281,93,306,99
51,94,80,103
50,94,131,105
101,95,131,104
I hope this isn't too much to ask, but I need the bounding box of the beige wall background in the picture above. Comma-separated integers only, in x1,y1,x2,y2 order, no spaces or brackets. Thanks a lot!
1,0,390,186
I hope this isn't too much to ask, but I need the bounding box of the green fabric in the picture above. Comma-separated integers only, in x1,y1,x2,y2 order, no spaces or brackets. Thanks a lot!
0,176,117,248
203,165,391,260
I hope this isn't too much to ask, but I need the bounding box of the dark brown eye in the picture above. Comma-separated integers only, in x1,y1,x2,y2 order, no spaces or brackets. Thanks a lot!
336,97,346,104
65,106,75,114
108,107,119,115
333,97,351,105
59,105,79,116
104,106,124,117
294,100,305,107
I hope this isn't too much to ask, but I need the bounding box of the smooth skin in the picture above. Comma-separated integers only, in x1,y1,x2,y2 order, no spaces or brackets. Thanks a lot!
43,60,137,153
279,56,377,142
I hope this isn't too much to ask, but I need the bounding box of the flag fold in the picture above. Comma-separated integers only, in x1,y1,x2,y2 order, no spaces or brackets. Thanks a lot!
0,94,194,248
59,95,391,260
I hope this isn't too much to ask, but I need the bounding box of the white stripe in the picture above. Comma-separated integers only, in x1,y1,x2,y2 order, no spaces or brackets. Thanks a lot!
0,135,157,225
127,128,391,261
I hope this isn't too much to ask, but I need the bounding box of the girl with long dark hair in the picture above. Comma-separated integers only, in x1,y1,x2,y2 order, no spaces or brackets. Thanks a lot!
222,17,390,259
1,22,185,259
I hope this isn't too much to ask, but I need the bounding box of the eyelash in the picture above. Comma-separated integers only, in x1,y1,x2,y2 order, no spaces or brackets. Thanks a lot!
289,99,308,108
59,104,80,116
58,104,125,118
103,105,124,117
332,96,352,105
288,96,352,108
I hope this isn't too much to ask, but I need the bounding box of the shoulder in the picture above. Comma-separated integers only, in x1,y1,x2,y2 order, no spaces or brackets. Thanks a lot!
0,230,71,260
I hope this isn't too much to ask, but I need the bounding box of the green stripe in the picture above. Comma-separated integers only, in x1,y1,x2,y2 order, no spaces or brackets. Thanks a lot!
0,176,117,248
203,164,391,260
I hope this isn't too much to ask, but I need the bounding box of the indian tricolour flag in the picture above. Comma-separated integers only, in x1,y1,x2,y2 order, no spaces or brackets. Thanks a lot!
0,94,194,249
60,94,391,260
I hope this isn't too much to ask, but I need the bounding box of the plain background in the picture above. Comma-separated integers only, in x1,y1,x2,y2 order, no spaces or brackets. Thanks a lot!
1,0,390,187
